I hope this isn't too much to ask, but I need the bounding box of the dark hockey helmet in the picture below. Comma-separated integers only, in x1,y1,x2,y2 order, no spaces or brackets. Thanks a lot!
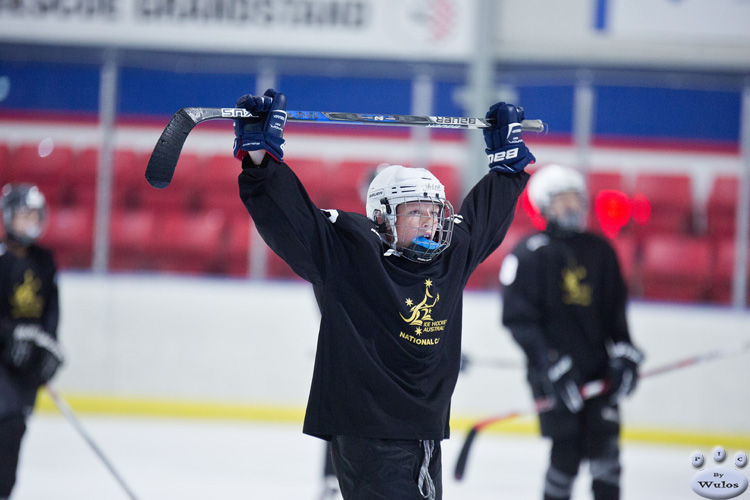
1,183,48,246
365,165,454,262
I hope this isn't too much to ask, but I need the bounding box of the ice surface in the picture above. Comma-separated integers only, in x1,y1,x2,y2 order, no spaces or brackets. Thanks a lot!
14,413,701,499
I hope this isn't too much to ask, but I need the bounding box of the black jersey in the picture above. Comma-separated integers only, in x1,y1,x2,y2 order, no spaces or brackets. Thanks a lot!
501,229,631,390
0,242,60,414
239,158,528,441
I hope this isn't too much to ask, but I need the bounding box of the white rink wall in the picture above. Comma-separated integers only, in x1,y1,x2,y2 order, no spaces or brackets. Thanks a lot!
53,272,750,438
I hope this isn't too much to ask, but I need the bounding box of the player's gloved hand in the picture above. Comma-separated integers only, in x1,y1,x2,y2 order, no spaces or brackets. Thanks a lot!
7,324,64,385
484,102,535,173
544,355,583,413
233,88,287,161
607,342,644,405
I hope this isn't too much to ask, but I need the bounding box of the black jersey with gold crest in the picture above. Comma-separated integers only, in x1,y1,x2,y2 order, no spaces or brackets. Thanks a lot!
500,229,631,388
0,242,59,412
239,159,528,441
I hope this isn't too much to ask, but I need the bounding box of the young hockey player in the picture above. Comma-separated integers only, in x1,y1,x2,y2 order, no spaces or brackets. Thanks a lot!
0,184,63,499
233,89,534,499
499,164,643,500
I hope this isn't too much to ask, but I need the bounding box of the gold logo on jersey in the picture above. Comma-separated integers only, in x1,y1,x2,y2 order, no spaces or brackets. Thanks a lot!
11,270,44,318
561,263,591,306
399,279,446,346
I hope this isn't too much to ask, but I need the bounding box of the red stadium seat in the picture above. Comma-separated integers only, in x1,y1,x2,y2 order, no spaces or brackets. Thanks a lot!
39,206,94,270
706,176,739,240
112,150,149,210
632,173,694,236
285,156,332,208
609,234,640,294
466,224,528,290
8,142,75,205
139,152,205,212
327,160,380,214
109,209,157,272
149,210,227,274
69,147,100,209
707,238,750,305
428,164,462,205
221,214,253,277
198,154,244,214
0,143,10,185
640,234,711,302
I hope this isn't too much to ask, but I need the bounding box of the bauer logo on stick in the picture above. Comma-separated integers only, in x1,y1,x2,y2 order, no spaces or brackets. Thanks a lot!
222,108,256,118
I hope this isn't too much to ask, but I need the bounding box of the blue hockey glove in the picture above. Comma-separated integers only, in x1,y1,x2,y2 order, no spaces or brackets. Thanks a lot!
483,102,535,173
233,88,287,161
607,342,643,405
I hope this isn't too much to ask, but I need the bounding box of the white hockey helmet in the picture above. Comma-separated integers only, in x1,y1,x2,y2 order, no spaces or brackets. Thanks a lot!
365,165,454,262
527,164,587,231
1,183,48,246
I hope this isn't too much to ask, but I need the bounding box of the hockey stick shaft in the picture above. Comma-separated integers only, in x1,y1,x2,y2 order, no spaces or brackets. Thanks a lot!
145,107,547,189
453,339,750,480
44,386,140,500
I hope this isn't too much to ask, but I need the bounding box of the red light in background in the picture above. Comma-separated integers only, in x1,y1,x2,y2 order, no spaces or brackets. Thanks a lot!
520,188,547,230
631,193,651,226
595,189,631,238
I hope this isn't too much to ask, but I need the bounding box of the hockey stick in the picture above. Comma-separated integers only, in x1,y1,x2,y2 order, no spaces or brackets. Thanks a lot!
44,385,140,500
453,339,750,480
145,107,547,189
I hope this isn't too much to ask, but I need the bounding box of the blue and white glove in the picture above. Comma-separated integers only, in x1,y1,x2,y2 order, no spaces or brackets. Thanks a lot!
233,88,287,162
483,102,535,173
607,342,644,405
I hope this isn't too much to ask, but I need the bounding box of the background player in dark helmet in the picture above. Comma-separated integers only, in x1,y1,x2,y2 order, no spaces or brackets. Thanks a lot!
233,89,534,499
0,183,63,500
499,164,644,500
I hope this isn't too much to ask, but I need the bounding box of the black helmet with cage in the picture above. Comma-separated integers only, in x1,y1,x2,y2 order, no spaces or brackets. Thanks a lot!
1,183,48,246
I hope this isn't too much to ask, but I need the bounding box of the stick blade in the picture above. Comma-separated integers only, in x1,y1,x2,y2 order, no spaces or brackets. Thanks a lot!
145,108,198,189
453,427,479,480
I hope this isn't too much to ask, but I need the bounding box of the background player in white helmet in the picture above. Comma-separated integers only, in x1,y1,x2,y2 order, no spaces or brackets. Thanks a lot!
233,89,534,499
0,183,63,500
499,164,643,500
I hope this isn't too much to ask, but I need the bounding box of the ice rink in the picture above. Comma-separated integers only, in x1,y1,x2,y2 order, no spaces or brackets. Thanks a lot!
14,412,705,500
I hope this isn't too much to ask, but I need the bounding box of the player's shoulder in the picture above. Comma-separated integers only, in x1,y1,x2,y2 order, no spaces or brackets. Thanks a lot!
514,231,550,255
576,231,618,253
28,244,58,268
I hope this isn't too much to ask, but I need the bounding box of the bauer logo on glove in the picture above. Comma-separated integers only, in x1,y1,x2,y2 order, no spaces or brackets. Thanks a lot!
233,88,287,162
483,102,535,173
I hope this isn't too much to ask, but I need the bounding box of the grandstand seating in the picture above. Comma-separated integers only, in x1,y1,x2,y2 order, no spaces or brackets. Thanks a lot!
38,205,94,269
147,209,227,274
465,222,529,290
326,159,378,214
640,234,711,302
632,172,694,236
109,209,157,271
4,138,749,306
7,143,75,206
708,238,750,305
706,175,740,240
0,143,10,185
222,214,252,277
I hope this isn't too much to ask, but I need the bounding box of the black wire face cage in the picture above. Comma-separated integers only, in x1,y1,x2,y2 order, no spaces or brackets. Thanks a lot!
386,197,455,262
